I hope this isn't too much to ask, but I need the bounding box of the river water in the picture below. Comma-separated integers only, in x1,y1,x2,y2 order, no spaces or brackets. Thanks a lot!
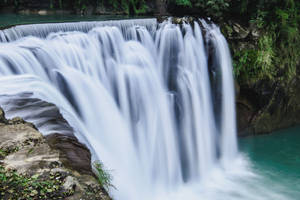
0,13,149,28
239,126,300,200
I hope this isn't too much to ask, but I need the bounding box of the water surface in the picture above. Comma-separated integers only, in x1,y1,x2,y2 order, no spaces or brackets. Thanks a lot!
0,13,148,28
240,126,300,199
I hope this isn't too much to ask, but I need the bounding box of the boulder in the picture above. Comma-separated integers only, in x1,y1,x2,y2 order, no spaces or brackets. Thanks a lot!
236,77,300,136
45,133,93,176
0,107,111,200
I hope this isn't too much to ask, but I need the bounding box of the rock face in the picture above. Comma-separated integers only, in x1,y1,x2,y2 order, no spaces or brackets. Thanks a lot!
236,77,300,136
0,108,111,200
45,133,94,176
221,22,300,136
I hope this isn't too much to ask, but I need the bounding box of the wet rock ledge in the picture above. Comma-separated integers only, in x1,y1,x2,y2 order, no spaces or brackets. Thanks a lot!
0,108,111,200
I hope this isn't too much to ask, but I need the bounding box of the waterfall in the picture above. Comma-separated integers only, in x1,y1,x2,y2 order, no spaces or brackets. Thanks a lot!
201,21,238,165
0,18,239,199
0,19,157,42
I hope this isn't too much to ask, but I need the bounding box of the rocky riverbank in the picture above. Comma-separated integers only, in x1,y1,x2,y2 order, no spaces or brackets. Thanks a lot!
235,73,300,136
0,108,111,200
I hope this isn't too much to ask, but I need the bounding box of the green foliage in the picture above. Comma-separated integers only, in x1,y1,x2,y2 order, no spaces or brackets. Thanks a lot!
231,0,300,83
0,149,7,159
233,33,276,83
171,0,230,18
0,165,73,199
233,49,255,80
131,0,148,15
73,0,148,15
204,0,229,17
256,34,274,73
93,161,112,190
175,0,192,7
0,0,148,15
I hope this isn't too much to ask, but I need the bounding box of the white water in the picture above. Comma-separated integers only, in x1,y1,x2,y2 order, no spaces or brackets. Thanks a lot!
0,19,289,200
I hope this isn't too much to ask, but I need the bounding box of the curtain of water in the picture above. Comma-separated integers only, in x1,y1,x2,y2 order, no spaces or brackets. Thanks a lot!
0,19,238,200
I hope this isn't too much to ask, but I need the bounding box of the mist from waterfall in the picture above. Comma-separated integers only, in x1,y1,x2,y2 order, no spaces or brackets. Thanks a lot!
0,19,288,200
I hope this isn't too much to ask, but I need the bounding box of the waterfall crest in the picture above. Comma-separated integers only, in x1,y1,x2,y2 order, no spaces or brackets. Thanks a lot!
0,18,239,200
0,18,157,42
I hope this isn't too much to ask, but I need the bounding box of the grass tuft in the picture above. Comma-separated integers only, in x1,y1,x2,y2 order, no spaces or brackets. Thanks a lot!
93,161,113,191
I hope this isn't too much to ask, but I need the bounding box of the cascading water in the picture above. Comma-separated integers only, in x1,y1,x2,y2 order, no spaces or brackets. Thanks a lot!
0,18,287,200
